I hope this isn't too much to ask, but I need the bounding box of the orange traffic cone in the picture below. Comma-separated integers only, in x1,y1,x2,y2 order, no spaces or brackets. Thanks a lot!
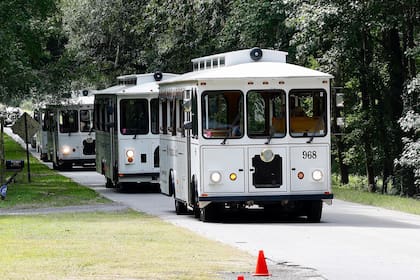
253,250,271,276
237,275,245,280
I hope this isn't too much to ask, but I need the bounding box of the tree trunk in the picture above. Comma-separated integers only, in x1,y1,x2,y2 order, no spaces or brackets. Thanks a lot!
359,27,376,192
382,27,406,193
336,135,349,184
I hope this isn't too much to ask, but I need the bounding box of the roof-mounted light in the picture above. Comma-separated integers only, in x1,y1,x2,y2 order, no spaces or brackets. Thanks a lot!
250,47,263,61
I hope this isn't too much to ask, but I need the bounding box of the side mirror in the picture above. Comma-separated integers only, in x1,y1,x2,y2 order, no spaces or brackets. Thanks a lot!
336,117,345,128
336,93,344,108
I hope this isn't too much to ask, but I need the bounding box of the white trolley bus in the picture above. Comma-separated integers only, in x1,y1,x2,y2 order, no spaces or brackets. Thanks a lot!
45,91,96,170
94,72,178,190
159,48,333,222
33,107,49,161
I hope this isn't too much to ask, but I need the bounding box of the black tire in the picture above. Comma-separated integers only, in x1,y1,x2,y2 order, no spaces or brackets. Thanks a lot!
105,178,114,188
191,181,200,218
174,183,188,215
306,200,323,223
169,171,175,197
114,182,127,193
200,205,212,222
200,203,223,223
175,199,188,215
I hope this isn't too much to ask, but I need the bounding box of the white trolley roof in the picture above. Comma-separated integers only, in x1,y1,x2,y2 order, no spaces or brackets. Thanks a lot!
160,48,332,87
96,72,179,96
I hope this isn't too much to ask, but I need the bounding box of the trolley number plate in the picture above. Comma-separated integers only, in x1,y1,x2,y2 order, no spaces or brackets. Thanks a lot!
302,151,317,159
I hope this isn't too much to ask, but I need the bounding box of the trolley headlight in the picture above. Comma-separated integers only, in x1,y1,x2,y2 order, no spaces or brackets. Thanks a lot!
126,149,135,163
62,146,71,155
229,173,237,181
210,171,222,184
312,169,323,181
260,149,274,163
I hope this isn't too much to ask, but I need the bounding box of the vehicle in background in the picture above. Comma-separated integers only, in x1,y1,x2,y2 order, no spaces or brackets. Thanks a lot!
94,72,178,191
33,107,49,160
45,90,95,170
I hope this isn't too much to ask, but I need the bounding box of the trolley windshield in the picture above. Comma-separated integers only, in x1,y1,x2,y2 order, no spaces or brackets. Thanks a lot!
59,110,78,133
247,90,286,138
80,109,93,132
120,99,149,135
289,89,327,137
202,91,243,139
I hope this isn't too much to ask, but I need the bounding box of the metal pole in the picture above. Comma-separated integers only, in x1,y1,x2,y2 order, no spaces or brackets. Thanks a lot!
24,113,31,182
0,116,4,184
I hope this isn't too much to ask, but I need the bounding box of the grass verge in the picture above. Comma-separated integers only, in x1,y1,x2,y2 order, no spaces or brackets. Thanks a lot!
333,175,420,215
1,133,109,209
0,210,253,280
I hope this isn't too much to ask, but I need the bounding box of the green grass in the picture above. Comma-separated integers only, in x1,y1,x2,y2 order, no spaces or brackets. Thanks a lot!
0,210,253,280
1,134,109,209
0,136,254,279
333,175,420,215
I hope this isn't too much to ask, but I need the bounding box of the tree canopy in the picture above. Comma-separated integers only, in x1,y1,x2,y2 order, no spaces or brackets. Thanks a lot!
1,0,418,194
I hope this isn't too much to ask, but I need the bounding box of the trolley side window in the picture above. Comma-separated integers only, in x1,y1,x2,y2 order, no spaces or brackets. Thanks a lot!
80,109,93,132
59,110,78,133
289,89,327,137
169,100,176,136
42,110,49,131
202,90,243,139
247,90,286,138
120,99,149,135
177,99,185,137
151,98,159,134
160,100,168,134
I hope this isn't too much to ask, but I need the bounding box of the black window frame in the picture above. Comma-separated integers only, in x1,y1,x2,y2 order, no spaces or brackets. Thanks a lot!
59,109,79,133
119,98,149,135
246,89,287,139
201,90,244,139
288,88,328,138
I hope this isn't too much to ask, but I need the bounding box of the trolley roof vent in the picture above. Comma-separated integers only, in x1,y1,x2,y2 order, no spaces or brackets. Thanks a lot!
191,48,287,72
118,77,137,85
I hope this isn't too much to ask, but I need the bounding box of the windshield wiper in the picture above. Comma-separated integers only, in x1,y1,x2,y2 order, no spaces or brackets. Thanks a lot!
265,126,275,145
221,114,240,145
306,134,315,144
221,128,231,145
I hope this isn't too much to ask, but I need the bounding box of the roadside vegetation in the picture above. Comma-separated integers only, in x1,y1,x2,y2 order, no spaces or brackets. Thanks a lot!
0,134,108,209
332,175,420,215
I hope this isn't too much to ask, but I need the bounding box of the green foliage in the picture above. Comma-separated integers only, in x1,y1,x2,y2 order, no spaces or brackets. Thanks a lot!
333,174,420,216
0,0,74,104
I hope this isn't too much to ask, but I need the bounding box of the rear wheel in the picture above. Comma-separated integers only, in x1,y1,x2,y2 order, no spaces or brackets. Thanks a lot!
191,181,200,218
175,199,188,215
306,200,323,223
105,178,114,188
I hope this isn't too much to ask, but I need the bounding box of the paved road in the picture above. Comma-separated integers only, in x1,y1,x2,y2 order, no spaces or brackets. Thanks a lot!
62,169,420,280
6,128,420,279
